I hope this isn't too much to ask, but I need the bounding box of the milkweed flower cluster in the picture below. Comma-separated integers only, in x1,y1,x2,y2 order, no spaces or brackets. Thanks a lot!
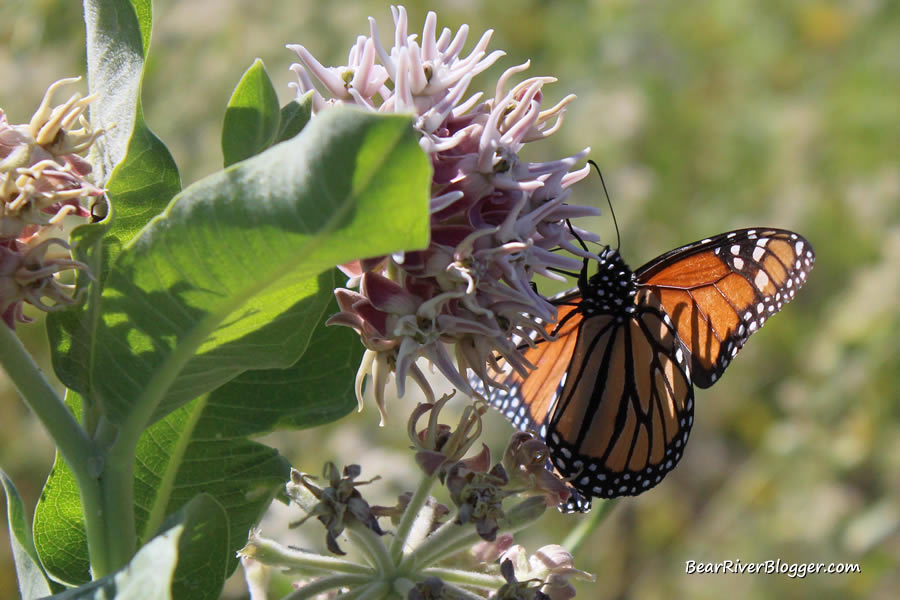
290,6,599,420
0,77,103,328
240,394,593,599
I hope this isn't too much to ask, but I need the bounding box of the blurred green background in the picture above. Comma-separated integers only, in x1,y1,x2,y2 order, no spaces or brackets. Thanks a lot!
1,0,898,598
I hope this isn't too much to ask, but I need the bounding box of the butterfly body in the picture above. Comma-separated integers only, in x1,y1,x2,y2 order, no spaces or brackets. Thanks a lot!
477,228,814,512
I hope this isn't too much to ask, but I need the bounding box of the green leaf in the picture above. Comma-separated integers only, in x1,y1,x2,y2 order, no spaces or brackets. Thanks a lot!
222,59,281,166
50,0,180,406
1,470,55,599
34,288,362,586
84,0,148,185
198,280,364,434
45,494,228,599
32,394,91,586
276,92,314,143
131,404,287,580
158,494,231,600
93,107,429,433
45,525,181,600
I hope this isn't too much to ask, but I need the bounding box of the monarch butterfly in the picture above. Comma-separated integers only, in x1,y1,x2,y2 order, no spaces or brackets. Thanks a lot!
476,228,814,512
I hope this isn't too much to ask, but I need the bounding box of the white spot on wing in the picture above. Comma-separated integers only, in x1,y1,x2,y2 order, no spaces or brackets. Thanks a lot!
752,246,765,261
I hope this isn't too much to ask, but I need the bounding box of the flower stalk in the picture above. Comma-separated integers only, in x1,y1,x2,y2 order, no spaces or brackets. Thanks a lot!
388,468,437,561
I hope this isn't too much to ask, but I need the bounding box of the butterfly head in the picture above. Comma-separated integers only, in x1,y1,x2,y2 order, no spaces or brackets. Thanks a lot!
578,247,637,316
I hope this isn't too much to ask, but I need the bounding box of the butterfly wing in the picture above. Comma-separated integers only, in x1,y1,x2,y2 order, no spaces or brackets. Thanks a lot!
472,297,594,510
546,288,693,511
477,298,583,436
635,228,814,388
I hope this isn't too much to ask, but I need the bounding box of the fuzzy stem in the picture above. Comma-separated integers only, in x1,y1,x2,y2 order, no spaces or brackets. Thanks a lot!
440,581,492,600
352,581,391,600
389,472,436,561
396,517,477,572
0,326,92,478
283,574,376,600
345,580,391,600
561,498,617,554
422,566,505,589
401,497,546,571
347,520,394,574
391,577,416,598
243,535,372,576
96,432,138,573
0,327,120,573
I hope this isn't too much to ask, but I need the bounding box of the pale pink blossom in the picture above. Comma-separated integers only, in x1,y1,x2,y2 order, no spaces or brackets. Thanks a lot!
293,6,599,415
1,78,103,328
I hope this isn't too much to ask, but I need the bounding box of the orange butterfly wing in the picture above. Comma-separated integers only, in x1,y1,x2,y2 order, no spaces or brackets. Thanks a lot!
635,228,814,388
482,301,582,436
546,287,693,510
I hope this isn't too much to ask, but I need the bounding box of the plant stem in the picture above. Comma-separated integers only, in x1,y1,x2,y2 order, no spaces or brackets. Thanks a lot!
96,433,139,573
244,535,373,575
422,567,504,589
400,497,546,571
347,521,393,574
561,498,618,554
389,472,435,561
0,326,92,475
0,327,120,573
397,517,478,572
438,581,490,600
283,574,376,600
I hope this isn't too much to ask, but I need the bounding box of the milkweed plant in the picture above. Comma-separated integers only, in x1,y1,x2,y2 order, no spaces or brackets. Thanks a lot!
0,3,599,599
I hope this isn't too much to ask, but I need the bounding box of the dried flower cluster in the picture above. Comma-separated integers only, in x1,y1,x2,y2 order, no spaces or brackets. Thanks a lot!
290,6,599,420
0,77,103,328
242,393,593,599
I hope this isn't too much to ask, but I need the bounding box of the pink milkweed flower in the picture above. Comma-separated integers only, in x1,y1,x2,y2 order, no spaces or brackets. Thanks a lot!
499,544,595,600
294,6,600,416
1,78,103,328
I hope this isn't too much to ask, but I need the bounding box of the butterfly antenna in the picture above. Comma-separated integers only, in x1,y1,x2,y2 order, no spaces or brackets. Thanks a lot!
588,159,620,251
565,218,589,254
564,218,592,288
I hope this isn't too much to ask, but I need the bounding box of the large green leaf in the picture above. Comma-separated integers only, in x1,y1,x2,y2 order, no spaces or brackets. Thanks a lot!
160,495,231,600
84,0,146,184
1,471,55,599
222,59,281,167
46,494,229,600
32,394,92,586
91,106,429,432
34,287,365,586
50,0,180,408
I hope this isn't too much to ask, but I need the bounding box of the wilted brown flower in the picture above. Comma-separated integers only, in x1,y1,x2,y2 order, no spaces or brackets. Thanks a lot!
287,464,384,555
